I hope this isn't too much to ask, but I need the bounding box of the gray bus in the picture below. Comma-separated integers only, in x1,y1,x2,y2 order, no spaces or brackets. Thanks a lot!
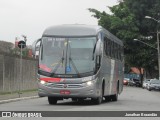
32,24,124,105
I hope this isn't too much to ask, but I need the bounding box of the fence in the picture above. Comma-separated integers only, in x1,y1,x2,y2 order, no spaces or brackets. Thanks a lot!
0,54,38,93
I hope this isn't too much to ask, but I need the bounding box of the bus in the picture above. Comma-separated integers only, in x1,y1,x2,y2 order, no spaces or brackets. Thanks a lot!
32,24,124,105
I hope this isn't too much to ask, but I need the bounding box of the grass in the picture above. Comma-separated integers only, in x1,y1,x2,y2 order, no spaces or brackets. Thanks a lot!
0,89,38,95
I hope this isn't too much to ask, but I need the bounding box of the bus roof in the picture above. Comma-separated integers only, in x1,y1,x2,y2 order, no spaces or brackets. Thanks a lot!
43,24,101,37
42,24,123,45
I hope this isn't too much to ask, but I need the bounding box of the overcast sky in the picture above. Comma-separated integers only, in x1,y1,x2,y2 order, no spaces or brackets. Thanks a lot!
0,0,118,45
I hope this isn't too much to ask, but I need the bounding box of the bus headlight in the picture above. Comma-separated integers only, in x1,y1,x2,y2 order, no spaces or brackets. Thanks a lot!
87,81,92,86
40,80,46,85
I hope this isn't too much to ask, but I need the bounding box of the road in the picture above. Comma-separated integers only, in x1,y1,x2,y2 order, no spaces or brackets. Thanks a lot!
0,86,160,111
0,86,160,119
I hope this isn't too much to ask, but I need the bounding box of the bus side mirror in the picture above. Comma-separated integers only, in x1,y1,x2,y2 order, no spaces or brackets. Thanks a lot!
95,39,103,56
32,38,41,55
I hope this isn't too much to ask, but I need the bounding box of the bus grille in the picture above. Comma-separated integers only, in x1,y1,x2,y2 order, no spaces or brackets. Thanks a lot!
47,83,83,88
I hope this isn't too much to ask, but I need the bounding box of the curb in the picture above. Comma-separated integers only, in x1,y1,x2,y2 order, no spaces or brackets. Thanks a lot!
0,96,39,104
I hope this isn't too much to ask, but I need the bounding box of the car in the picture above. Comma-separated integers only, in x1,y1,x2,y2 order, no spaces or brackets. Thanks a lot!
128,79,142,87
123,78,130,85
142,79,151,89
147,79,160,91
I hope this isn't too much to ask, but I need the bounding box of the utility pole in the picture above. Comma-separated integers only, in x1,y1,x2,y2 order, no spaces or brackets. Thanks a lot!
18,40,26,97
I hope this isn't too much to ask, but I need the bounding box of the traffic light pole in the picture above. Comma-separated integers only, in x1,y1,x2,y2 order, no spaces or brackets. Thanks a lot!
17,40,26,97
18,44,23,98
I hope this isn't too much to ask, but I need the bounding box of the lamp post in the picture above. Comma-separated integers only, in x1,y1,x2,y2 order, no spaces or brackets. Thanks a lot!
145,15,160,79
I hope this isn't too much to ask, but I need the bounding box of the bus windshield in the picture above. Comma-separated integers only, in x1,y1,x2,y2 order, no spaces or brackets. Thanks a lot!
39,37,97,77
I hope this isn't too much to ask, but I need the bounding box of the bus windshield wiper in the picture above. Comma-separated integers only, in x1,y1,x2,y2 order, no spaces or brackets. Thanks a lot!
68,42,81,78
51,49,64,76
69,57,81,78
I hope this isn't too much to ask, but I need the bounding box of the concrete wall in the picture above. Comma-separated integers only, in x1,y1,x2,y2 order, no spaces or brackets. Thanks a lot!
0,54,38,93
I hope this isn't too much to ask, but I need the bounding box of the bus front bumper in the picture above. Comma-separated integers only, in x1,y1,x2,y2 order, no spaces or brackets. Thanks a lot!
38,82,100,98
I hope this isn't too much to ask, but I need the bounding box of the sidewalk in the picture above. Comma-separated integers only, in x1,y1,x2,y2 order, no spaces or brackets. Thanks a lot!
0,91,38,103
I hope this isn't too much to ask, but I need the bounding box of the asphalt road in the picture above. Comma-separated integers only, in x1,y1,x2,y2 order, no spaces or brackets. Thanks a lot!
0,86,160,119
0,86,160,111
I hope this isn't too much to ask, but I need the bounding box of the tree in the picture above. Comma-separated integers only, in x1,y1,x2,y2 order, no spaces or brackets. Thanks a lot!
89,0,160,82
0,41,14,53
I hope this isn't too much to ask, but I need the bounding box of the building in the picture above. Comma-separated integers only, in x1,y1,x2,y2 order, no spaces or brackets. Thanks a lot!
125,67,144,80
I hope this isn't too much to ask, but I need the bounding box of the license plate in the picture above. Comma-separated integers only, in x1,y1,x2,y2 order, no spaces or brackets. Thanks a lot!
60,90,71,95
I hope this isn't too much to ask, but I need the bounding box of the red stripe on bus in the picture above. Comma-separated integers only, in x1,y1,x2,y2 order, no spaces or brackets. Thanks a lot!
39,64,51,72
40,78,61,82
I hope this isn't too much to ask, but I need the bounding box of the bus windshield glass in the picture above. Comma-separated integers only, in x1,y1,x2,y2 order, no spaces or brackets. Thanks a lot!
39,37,97,77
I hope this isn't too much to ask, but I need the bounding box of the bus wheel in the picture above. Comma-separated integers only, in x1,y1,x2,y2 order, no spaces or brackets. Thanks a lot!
104,96,111,102
48,97,57,105
111,93,118,101
92,88,103,105
72,98,78,102
77,98,84,102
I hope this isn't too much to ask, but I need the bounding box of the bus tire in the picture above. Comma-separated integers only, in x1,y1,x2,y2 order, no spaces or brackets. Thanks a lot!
111,93,118,101
72,98,78,102
104,96,111,102
92,86,103,104
48,97,57,105
91,96,102,105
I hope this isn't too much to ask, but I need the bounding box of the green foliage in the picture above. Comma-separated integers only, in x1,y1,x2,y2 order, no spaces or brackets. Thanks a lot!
89,0,160,77
0,40,32,59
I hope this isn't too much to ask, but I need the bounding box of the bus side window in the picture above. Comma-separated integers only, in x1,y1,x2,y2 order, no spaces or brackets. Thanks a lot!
104,37,108,56
105,38,112,57
111,41,114,58
107,39,110,57
96,55,101,71
121,46,124,61
119,46,122,61
115,43,118,59
113,42,116,58
117,45,120,60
